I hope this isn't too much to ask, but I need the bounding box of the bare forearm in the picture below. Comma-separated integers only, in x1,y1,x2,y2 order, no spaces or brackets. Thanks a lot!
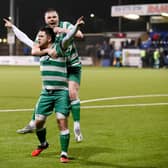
75,30,84,39
61,16,84,49
31,47,48,56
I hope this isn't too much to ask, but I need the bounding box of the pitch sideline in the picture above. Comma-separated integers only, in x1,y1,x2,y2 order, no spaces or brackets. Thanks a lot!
0,94,168,112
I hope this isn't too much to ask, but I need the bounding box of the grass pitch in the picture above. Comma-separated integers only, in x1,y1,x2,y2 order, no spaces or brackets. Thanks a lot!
0,66,168,168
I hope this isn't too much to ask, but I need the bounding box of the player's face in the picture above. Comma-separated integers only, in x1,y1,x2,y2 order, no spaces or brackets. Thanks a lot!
45,11,59,29
37,31,50,49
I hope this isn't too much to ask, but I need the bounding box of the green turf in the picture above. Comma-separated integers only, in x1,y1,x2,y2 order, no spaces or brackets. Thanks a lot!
0,66,168,168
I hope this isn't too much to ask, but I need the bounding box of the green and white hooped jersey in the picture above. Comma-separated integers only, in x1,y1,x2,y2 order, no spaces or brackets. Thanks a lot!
57,21,82,70
40,55,68,90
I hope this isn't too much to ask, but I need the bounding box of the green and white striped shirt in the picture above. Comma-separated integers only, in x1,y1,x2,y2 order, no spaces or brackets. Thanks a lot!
40,55,68,90
39,21,82,90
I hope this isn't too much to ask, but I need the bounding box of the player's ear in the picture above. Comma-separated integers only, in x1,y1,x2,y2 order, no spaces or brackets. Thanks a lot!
48,36,52,43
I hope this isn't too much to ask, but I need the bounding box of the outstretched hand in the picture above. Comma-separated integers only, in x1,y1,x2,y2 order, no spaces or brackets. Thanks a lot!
75,16,85,27
3,18,13,28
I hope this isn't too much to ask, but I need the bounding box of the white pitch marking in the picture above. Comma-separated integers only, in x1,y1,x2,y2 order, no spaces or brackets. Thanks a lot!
0,109,33,112
0,94,168,112
80,94,168,104
81,102,168,109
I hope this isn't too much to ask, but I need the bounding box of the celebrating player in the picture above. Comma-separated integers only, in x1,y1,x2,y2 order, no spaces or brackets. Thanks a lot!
4,8,83,142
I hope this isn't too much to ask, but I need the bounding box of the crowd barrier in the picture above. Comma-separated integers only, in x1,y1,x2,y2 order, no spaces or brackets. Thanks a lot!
0,56,93,66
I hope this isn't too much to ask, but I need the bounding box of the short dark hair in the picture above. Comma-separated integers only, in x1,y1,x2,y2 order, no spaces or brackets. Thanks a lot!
39,27,55,43
45,8,59,16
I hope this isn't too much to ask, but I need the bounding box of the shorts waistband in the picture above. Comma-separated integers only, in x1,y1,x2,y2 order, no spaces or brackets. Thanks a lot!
45,89,57,94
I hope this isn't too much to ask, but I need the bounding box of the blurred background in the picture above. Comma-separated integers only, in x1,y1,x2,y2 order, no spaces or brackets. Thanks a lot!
0,0,168,68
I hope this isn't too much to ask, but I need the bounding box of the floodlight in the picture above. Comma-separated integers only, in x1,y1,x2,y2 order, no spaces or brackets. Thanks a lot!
123,14,140,20
161,13,168,17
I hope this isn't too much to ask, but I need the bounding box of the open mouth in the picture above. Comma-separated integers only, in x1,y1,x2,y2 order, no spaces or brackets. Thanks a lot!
49,22,56,27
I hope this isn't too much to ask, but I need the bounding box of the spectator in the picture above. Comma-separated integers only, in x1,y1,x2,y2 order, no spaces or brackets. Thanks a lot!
113,49,122,67
140,49,146,67
95,43,102,66
153,48,160,68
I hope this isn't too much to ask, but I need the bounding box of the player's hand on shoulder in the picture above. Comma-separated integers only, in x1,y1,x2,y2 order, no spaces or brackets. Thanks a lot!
54,27,68,34
48,48,57,59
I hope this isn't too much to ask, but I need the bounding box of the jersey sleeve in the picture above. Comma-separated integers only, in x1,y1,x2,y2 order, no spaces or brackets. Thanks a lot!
12,25,33,48
58,21,81,69
59,21,74,30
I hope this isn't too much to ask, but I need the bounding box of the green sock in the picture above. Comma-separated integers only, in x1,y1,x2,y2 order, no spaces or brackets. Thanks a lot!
60,130,70,153
71,99,80,121
31,110,35,120
36,128,46,144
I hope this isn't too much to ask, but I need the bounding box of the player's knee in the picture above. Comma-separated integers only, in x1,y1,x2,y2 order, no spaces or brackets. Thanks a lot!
35,114,47,129
56,113,68,131
35,114,47,121
69,89,78,100
56,112,66,119
68,81,80,100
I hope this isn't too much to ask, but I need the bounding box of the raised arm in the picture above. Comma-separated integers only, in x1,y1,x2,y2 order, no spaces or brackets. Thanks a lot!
3,18,33,48
53,22,84,39
61,16,84,50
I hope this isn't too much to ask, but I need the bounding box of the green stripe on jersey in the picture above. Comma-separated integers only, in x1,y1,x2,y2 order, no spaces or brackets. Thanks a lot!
43,80,68,87
40,55,68,90
59,21,73,29
41,71,67,78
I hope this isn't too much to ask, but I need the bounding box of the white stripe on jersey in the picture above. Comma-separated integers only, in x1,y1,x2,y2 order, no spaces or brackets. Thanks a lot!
40,56,66,62
71,62,81,66
62,21,74,30
40,56,50,61
54,57,67,62
40,66,67,73
43,85,68,90
42,76,68,82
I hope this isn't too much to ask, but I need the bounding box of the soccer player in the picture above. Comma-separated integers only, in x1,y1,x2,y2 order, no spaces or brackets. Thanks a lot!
4,9,83,142
30,16,84,163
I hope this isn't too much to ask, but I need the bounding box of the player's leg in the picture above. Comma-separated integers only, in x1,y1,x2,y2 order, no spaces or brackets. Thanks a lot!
16,111,36,134
69,80,83,142
31,116,49,156
55,90,70,163
31,90,53,156
57,115,70,163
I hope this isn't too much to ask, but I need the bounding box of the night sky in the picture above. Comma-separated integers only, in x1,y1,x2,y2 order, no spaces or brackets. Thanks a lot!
0,0,167,39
